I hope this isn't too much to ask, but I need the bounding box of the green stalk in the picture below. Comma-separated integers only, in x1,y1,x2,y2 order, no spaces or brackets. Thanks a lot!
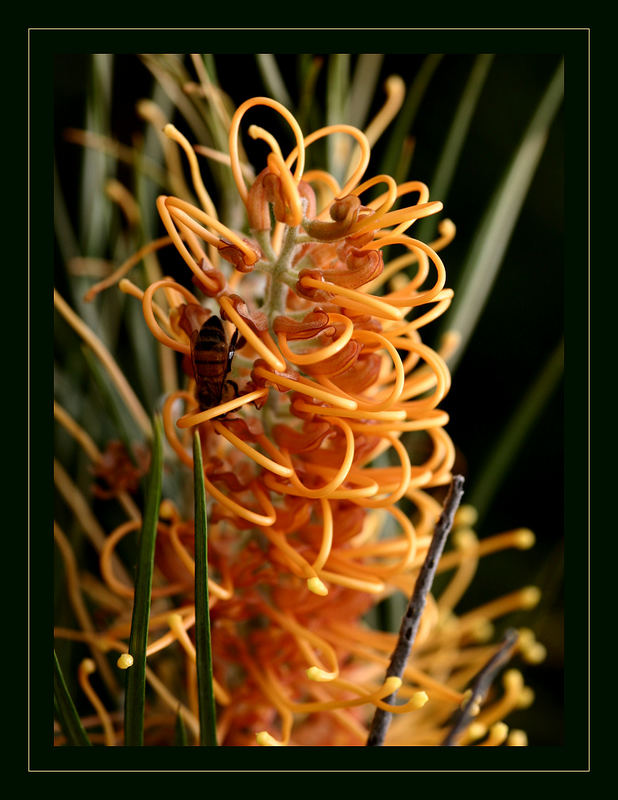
296,55,324,134
326,54,351,183
81,345,142,466
415,54,494,243
468,339,564,521
54,651,92,746
123,414,164,746
193,432,218,746
174,708,189,746
442,60,564,372
347,54,385,129
256,54,292,108
381,54,443,182
79,54,114,258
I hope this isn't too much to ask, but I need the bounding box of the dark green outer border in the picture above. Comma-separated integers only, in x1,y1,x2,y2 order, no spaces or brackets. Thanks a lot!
31,27,589,772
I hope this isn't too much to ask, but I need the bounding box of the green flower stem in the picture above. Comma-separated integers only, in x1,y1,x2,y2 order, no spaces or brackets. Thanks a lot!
468,339,564,522
193,432,218,746
54,651,92,747
415,54,495,244
442,61,564,373
124,414,164,746
263,225,301,325
381,54,444,182
174,709,189,746
256,53,292,109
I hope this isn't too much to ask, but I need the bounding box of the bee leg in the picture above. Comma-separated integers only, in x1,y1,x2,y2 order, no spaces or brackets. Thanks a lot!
222,379,240,401
226,329,245,376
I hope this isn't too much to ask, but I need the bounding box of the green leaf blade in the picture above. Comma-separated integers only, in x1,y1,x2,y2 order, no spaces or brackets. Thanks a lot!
54,651,92,747
468,338,564,521
193,431,218,747
123,413,164,746
442,60,564,372
174,708,189,746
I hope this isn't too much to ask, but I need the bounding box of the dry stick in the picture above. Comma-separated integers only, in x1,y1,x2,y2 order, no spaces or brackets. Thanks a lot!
441,627,518,746
366,474,465,746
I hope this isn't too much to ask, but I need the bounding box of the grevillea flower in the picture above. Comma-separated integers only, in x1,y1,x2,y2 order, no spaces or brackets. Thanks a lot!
54,92,545,749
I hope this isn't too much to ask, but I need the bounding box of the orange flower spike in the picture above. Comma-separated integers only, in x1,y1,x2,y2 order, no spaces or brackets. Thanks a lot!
100,91,482,746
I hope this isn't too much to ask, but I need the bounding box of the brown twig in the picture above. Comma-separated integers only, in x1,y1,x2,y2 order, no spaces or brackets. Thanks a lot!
441,627,519,746
366,474,465,746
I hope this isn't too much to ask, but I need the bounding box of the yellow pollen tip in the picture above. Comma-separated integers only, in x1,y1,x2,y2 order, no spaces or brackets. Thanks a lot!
523,642,547,664
306,666,337,682
467,722,487,742
471,620,494,642
159,499,178,520
453,528,477,551
503,669,524,691
256,731,283,746
438,330,461,361
507,729,528,746
488,722,509,745
468,701,481,717
517,627,535,648
163,123,179,139
517,687,535,708
383,676,403,694
454,504,478,528
117,653,134,670
521,586,542,608
82,658,96,674
411,691,429,708
306,576,328,596
515,529,536,549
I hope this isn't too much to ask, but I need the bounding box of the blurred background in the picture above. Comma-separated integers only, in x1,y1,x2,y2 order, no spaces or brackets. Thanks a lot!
52,50,572,747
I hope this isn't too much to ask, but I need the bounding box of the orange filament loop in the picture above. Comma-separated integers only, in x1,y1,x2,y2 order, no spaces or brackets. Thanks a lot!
218,295,286,371
276,313,354,366
229,96,306,204
141,279,202,354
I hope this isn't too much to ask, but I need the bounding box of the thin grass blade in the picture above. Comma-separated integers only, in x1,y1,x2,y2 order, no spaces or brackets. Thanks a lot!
193,431,218,746
81,344,143,466
415,54,494,243
381,54,443,182
326,54,351,184
174,708,189,746
296,55,324,134
256,54,292,108
54,650,92,746
347,54,385,129
123,413,164,746
468,338,564,521
441,61,564,372
79,54,114,258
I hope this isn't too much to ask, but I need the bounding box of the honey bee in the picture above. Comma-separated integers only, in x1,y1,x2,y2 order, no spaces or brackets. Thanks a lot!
190,315,243,412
